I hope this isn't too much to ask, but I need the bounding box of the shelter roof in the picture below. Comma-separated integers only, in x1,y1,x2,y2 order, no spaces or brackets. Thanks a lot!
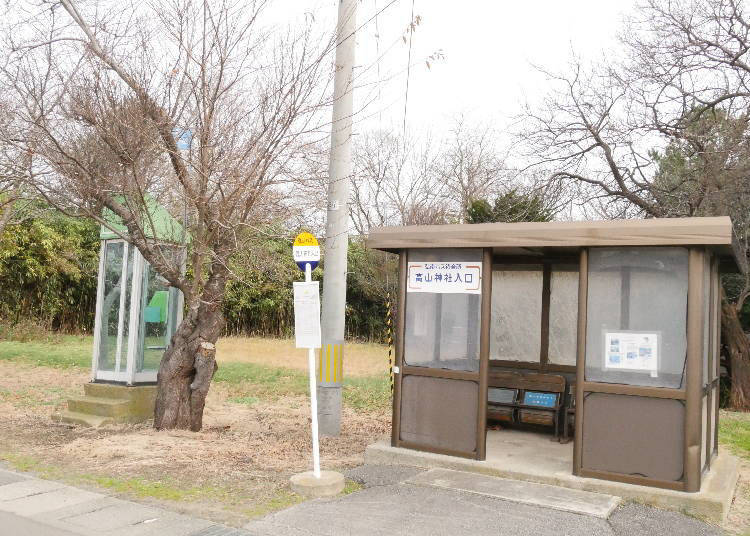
366,216,743,271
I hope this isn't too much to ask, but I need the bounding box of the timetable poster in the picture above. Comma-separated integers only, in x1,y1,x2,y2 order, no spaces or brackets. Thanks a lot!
604,331,658,376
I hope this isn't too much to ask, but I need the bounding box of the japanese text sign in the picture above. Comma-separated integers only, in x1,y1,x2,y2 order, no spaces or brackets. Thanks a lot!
293,232,320,271
407,261,482,294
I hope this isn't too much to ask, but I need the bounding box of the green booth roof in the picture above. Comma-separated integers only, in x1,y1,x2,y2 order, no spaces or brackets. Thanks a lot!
99,196,187,243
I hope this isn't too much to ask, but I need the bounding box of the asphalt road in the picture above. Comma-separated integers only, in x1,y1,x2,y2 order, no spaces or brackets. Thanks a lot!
245,465,726,536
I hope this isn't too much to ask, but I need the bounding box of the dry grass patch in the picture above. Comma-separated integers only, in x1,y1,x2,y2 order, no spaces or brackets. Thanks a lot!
0,360,389,527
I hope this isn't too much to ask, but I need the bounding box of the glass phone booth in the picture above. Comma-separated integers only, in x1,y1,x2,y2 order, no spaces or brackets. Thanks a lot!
91,238,183,385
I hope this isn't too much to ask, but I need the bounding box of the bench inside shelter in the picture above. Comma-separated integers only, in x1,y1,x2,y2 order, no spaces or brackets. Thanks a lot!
487,369,566,438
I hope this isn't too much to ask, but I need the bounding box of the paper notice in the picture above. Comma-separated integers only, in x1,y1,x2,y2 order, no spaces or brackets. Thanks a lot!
604,331,658,376
293,281,321,349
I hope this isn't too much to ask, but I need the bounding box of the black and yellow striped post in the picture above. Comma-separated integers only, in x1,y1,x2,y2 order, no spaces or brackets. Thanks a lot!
317,340,343,437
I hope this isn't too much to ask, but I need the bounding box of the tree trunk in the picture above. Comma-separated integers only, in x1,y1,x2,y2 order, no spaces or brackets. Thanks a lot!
721,295,750,410
154,293,225,431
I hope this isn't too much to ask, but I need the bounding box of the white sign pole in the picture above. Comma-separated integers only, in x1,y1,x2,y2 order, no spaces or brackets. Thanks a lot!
305,261,321,478
290,232,344,496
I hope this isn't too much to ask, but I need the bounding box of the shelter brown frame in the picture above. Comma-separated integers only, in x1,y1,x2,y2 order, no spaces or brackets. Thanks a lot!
370,217,740,492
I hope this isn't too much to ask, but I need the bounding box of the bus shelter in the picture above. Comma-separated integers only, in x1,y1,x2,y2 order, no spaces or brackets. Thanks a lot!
367,216,741,492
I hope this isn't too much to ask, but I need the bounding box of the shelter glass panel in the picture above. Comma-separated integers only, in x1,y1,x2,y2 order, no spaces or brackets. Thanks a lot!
490,265,543,362
585,247,688,388
549,265,579,366
713,267,721,380
97,241,125,372
404,248,482,372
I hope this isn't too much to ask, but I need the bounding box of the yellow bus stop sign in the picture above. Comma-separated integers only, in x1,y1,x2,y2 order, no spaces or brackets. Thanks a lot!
293,232,320,271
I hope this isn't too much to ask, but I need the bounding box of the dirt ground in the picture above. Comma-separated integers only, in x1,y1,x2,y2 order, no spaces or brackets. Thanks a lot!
0,361,390,526
216,336,388,377
2,356,749,531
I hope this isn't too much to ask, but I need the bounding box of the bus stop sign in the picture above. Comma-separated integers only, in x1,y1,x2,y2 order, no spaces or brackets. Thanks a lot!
293,232,320,271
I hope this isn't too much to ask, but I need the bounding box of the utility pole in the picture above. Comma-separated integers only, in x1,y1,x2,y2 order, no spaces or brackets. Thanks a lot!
319,0,356,437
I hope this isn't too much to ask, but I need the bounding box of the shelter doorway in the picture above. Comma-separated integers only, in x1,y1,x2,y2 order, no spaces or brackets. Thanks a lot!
486,260,578,443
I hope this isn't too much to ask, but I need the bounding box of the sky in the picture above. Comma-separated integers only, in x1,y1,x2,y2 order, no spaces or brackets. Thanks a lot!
299,0,639,136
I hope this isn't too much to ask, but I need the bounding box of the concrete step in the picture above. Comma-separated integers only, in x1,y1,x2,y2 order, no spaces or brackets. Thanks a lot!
54,409,114,428
67,396,131,418
84,382,134,399
406,468,621,519
84,382,157,400
84,383,156,411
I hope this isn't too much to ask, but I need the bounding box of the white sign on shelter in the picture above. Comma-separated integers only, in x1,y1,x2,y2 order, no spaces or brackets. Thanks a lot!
293,281,321,349
407,261,482,294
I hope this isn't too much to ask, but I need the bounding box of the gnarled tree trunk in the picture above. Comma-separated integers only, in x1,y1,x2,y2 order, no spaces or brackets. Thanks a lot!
721,294,750,410
154,272,227,431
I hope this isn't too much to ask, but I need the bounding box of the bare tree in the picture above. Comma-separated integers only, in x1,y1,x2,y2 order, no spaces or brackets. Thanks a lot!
350,129,448,233
350,118,519,232
3,0,334,430
520,0,750,408
0,96,39,234
434,117,510,222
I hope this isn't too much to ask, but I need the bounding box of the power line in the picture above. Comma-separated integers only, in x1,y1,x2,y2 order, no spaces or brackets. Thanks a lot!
375,0,383,131
402,0,415,138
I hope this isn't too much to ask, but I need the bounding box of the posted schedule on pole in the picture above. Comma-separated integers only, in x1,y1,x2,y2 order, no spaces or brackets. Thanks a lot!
293,281,321,349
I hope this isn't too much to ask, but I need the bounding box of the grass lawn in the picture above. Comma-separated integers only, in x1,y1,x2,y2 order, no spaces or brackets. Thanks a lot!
0,335,91,368
0,334,393,412
719,410,750,460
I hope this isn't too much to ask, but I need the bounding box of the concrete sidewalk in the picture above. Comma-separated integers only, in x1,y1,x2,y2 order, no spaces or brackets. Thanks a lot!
245,465,726,536
0,463,730,536
0,467,251,536
365,433,740,523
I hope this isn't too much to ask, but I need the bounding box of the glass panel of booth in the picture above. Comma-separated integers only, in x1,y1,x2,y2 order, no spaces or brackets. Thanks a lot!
403,248,482,372
487,262,579,366
548,265,579,366
585,247,689,389
137,262,178,373
97,241,125,373
490,265,542,362
119,245,135,374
